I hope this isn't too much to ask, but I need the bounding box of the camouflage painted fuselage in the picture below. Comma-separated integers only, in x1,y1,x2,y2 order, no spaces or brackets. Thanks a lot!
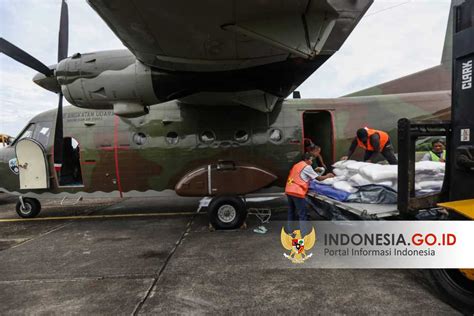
0,90,450,199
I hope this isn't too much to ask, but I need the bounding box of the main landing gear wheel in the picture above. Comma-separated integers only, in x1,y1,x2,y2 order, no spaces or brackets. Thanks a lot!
16,198,41,218
426,269,474,314
208,196,247,230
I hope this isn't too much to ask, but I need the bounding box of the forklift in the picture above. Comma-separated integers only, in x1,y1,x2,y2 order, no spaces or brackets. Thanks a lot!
397,1,473,312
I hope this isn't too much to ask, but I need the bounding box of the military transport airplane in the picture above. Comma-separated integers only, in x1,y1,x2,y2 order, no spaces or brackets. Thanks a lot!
2,2,472,311
0,0,451,229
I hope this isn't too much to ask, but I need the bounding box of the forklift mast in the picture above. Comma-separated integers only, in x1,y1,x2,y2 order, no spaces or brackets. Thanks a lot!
446,0,474,201
397,1,474,215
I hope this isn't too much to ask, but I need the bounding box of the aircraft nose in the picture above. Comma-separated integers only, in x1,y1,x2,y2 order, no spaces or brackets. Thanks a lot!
33,65,61,93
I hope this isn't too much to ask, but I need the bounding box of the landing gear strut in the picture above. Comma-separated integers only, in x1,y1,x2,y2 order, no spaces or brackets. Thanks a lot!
16,197,41,218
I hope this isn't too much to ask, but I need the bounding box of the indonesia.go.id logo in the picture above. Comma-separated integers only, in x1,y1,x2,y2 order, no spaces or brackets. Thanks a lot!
281,227,316,264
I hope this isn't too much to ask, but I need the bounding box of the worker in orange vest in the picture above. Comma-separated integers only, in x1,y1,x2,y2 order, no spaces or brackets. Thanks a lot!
285,152,318,237
342,127,398,165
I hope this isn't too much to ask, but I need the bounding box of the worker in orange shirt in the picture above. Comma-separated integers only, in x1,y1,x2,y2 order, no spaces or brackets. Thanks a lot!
342,127,398,165
285,152,318,237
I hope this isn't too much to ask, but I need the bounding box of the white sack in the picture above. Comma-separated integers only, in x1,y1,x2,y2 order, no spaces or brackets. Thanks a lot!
332,160,346,168
333,181,358,193
375,180,393,187
319,177,336,185
332,160,357,170
346,161,372,172
333,168,348,177
415,161,445,174
325,161,444,197
416,173,445,182
418,180,443,190
415,183,421,191
359,164,398,182
348,174,372,186
319,176,345,186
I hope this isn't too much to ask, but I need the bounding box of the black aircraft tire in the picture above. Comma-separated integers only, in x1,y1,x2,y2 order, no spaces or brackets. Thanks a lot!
16,198,41,218
425,269,474,314
208,196,247,230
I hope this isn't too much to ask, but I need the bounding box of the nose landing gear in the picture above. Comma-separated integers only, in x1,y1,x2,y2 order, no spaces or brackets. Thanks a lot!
16,197,41,218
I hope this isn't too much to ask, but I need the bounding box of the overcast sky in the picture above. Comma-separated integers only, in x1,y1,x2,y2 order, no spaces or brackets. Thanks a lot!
0,0,451,136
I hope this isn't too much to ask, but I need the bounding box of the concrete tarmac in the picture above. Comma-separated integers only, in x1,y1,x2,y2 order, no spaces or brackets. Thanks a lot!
0,194,459,315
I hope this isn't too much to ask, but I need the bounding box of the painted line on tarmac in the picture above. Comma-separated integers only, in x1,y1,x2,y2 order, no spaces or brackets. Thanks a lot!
0,212,204,223
4,203,120,250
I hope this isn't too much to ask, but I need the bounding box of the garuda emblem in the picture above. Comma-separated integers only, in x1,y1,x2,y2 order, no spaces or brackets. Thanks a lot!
281,227,316,264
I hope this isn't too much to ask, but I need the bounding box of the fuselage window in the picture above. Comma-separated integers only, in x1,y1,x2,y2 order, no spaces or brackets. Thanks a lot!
269,128,283,143
133,132,147,146
234,130,249,143
166,132,179,145
200,130,215,144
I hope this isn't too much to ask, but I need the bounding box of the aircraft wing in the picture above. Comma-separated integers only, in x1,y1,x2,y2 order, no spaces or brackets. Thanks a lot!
87,0,372,111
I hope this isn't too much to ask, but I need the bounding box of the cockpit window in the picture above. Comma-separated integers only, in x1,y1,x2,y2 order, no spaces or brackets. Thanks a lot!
33,122,53,147
14,122,53,148
17,124,36,141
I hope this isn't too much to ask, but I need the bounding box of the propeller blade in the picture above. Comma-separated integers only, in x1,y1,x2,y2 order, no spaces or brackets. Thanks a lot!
58,0,69,62
54,0,69,172
53,93,64,171
0,38,53,77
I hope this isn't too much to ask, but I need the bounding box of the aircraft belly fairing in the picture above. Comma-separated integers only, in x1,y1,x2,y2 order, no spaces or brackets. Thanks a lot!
175,163,278,197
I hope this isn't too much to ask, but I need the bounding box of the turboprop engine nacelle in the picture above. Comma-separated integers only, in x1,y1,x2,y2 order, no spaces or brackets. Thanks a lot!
33,48,306,115
55,50,159,114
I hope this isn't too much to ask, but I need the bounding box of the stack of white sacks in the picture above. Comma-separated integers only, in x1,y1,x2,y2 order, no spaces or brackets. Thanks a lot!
319,160,445,195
